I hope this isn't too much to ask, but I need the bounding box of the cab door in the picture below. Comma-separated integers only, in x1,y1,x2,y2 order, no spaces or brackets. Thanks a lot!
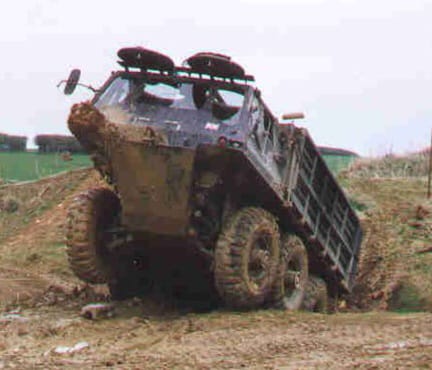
247,92,283,183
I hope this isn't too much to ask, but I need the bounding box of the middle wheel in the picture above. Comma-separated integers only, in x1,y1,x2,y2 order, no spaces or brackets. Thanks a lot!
214,207,280,309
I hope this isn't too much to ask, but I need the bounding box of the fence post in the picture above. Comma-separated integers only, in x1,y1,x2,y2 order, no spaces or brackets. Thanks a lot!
428,128,432,199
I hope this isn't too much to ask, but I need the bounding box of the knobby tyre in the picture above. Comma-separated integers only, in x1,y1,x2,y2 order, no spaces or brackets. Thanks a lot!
214,207,280,309
65,187,120,284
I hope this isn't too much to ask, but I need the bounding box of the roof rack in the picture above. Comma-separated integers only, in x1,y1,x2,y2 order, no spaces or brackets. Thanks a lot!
117,47,255,83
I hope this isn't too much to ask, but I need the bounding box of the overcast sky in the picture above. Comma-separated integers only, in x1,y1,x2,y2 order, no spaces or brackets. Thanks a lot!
1,0,431,155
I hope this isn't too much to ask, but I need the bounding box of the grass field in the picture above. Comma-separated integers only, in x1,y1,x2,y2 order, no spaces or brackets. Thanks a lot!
0,151,355,182
0,152,91,182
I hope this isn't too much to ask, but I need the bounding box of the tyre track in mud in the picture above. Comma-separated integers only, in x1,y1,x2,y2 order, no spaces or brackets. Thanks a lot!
0,306,431,369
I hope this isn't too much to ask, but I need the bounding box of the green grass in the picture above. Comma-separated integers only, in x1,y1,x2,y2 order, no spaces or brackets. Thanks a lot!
0,152,91,181
0,151,354,182
389,283,427,313
322,154,356,174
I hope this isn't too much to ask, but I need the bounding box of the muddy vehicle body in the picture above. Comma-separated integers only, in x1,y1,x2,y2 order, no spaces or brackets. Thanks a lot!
63,47,362,310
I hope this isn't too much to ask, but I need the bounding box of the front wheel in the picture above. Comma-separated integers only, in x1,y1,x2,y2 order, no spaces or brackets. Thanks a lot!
65,187,120,284
214,207,280,309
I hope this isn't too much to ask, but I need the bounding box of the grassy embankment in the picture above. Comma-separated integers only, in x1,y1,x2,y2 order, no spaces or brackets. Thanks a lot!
0,152,353,182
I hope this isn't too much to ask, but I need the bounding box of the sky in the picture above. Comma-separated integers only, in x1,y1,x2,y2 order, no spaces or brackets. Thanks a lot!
0,0,431,156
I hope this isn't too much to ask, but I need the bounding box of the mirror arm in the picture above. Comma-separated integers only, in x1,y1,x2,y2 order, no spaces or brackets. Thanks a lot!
77,83,98,93
56,80,98,93
56,79,69,89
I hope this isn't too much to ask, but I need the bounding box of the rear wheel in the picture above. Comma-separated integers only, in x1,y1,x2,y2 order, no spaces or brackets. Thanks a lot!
214,207,280,309
302,275,328,313
270,235,308,310
66,188,120,284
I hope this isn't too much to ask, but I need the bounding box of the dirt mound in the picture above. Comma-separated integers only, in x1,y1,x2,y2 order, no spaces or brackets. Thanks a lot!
346,177,432,311
0,169,103,250
340,151,432,311
0,168,106,307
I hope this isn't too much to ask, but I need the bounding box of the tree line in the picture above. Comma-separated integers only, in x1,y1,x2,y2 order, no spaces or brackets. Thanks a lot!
2,133,358,157
34,135,85,153
0,133,85,153
0,133,27,151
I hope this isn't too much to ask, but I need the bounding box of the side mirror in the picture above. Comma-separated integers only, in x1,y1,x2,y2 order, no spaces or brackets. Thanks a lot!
63,69,81,95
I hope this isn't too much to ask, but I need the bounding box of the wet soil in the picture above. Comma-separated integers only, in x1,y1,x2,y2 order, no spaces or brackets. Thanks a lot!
0,299,431,369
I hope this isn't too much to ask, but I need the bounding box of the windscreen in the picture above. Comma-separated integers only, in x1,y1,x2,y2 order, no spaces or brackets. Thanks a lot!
94,75,246,125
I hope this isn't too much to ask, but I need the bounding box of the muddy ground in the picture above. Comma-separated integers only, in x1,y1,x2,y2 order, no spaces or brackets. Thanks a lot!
1,302,432,369
1,168,432,369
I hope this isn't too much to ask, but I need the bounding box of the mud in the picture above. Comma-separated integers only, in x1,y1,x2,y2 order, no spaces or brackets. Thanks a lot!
68,102,168,148
0,300,431,369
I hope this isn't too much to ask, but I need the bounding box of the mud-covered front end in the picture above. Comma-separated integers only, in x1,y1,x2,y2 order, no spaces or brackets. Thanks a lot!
68,104,192,237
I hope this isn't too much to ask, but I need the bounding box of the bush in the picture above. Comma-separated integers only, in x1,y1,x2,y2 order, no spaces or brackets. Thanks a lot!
389,282,427,312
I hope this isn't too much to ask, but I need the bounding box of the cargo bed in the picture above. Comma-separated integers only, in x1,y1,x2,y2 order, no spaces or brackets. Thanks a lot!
282,125,362,293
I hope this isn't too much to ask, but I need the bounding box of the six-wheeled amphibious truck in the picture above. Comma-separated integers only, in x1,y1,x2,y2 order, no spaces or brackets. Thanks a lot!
62,47,362,311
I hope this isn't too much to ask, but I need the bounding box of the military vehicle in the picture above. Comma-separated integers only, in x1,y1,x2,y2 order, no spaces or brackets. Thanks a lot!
60,47,362,310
